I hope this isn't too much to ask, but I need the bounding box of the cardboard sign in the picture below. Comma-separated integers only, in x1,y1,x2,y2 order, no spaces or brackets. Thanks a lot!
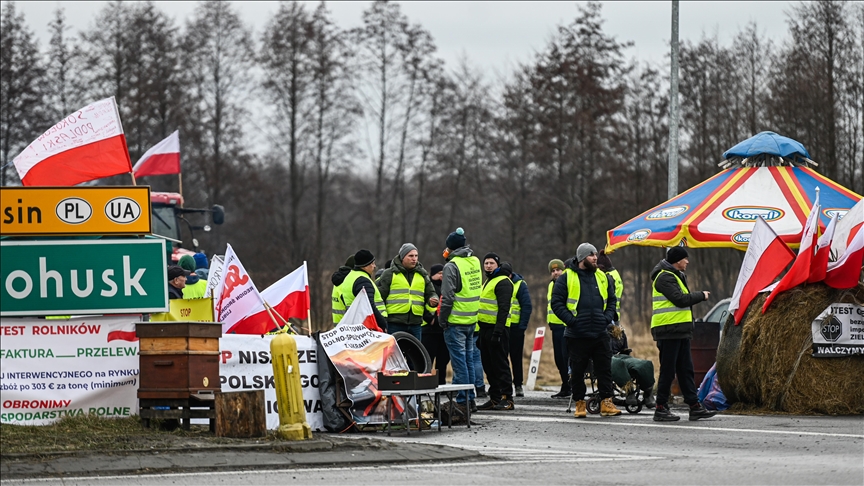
0,186,152,236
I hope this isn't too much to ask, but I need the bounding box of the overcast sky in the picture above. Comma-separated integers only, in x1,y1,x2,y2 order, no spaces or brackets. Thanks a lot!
10,1,795,74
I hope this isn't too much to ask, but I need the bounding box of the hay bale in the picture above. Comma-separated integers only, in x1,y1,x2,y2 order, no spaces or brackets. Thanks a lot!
716,282,864,415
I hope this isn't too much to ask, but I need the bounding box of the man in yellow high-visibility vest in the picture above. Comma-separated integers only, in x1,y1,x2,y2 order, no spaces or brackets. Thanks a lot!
546,259,569,399
377,243,439,340
550,243,620,418
650,246,716,422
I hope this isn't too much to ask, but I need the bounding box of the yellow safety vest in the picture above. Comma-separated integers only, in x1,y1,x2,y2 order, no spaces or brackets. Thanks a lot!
384,272,426,316
606,269,623,311
331,285,346,324
651,270,692,328
479,275,511,326
182,279,208,299
338,270,388,318
509,280,523,326
448,256,482,325
564,268,609,317
547,280,564,325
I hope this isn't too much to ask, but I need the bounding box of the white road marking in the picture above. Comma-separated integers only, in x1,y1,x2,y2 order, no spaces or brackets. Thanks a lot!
479,413,864,438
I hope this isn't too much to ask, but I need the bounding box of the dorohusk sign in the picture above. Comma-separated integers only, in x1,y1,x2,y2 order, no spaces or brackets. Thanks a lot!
0,239,168,316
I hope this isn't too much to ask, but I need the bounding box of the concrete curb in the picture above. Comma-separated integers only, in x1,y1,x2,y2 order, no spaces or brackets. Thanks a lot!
1,437,484,480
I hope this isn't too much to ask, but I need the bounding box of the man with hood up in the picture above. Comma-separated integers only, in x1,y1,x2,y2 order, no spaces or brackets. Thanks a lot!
377,243,439,340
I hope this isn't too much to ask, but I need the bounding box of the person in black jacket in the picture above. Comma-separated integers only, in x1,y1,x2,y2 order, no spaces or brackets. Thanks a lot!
167,265,187,300
551,243,620,417
477,256,515,411
650,247,716,422
421,264,450,385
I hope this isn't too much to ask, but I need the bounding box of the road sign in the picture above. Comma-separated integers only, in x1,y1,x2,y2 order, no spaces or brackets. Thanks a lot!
0,239,168,316
1,186,152,236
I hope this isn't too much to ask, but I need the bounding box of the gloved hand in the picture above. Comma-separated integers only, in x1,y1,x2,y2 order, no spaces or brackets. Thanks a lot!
491,330,502,343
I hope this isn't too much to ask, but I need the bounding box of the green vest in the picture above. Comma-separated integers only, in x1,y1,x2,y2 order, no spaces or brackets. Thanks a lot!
606,268,623,311
182,279,208,299
547,280,564,325
651,270,692,328
339,270,388,318
384,271,426,317
479,275,511,326
448,256,482,325
564,268,609,317
509,280,523,326
331,285,346,324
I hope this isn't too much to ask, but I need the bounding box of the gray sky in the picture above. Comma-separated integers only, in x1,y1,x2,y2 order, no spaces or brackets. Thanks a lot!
11,1,794,74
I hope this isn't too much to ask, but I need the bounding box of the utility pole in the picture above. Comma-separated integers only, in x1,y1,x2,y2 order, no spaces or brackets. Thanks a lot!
668,0,680,199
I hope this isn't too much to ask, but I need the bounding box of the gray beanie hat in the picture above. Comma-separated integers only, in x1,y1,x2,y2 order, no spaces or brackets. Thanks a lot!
398,243,418,261
575,243,597,262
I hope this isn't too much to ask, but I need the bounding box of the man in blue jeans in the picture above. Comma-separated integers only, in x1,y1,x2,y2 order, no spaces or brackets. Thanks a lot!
439,228,483,414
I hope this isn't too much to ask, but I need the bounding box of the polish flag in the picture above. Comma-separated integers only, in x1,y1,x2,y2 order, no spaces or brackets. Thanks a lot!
13,97,133,186
763,192,820,313
212,244,267,334
132,130,181,177
808,213,838,284
228,262,311,335
830,198,863,259
825,205,864,289
342,288,381,333
729,217,795,324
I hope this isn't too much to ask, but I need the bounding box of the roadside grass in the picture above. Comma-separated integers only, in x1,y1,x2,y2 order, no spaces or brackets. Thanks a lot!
0,415,230,455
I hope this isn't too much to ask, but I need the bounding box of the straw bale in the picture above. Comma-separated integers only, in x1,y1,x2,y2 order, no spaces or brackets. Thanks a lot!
716,282,864,415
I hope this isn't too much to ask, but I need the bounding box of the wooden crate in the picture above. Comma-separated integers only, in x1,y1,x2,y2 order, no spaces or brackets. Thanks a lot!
137,322,222,400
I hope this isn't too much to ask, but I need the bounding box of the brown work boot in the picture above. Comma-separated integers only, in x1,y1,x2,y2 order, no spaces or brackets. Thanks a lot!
600,397,622,416
573,400,587,418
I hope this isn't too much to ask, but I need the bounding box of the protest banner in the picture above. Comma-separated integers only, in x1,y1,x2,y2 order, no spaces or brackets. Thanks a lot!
0,316,140,425
811,303,864,357
205,254,224,298
219,334,323,430
212,244,268,333
150,297,214,322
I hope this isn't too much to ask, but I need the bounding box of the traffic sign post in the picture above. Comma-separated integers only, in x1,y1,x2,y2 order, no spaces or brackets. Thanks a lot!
1,239,168,316
1,186,152,236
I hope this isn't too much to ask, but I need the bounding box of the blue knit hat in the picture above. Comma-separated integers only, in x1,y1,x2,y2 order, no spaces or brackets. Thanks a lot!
193,252,209,269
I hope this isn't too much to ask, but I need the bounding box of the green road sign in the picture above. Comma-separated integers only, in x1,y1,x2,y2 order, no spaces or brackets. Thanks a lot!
1,239,168,316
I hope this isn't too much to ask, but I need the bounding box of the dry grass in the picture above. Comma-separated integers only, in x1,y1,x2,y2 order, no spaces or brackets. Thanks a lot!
717,282,864,415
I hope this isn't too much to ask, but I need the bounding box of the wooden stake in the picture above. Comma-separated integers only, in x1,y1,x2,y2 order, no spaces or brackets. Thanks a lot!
261,301,283,334
178,172,184,207
130,172,137,186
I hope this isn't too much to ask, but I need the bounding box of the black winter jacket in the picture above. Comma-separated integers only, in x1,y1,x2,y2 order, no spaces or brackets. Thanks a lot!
550,260,617,339
648,259,707,341
480,269,513,336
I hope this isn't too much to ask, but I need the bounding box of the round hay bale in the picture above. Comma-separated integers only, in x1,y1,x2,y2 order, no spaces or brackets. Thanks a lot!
716,282,864,415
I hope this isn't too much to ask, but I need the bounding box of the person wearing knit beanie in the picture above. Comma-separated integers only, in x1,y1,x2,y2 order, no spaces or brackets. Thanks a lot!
340,249,389,333
178,255,207,299
649,245,713,422
377,242,439,341
193,252,209,270
446,227,467,251
548,259,565,273
576,243,597,262
547,258,569,398
353,249,375,270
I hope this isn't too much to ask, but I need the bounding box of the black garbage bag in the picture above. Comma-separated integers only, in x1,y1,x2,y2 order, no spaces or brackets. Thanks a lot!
314,331,353,432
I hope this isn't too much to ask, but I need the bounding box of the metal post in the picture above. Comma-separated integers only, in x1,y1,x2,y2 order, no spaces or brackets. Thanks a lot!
668,0,680,200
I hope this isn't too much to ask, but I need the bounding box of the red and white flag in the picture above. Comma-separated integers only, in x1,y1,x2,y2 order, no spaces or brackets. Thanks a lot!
825,203,864,289
830,198,863,259
762,192,820,313
212,244,266,334
729,217,796,324
808,213,838,284
13,97,132,186
228,262,311,335
341,288,382,333
132,130,180,177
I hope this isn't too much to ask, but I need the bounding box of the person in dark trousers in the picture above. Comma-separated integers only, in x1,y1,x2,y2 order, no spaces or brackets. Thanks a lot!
167,265,187,300
377,243,439,340
422,264,450,385
546,259,570,398
508,266,533,397
551,243,621,418
650,246,717,422
477,255,515,411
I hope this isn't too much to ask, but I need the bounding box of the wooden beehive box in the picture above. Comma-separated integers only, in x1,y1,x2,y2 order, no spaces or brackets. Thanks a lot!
137,322,222,399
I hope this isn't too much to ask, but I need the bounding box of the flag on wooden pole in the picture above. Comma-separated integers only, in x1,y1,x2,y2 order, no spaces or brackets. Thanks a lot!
132,130,181,177
13,97,132,186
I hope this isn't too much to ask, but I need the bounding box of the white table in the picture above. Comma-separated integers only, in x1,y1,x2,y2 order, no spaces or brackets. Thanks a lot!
379,383,476,434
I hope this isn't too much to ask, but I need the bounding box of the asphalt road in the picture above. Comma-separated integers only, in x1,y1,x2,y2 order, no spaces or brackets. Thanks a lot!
6,390,863,485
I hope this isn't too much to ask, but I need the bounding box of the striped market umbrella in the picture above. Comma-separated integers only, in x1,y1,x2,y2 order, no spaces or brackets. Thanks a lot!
605,166,861,252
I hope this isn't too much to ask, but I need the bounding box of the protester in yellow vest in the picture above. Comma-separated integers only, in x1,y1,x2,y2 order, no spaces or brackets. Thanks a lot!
546,259,569,399
439,228,482,413
337,249,389,333
377,243,439,340
550,243,620,418
649,246,716,422
476,255,515,411
179,255,207,299
330,255,354,325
